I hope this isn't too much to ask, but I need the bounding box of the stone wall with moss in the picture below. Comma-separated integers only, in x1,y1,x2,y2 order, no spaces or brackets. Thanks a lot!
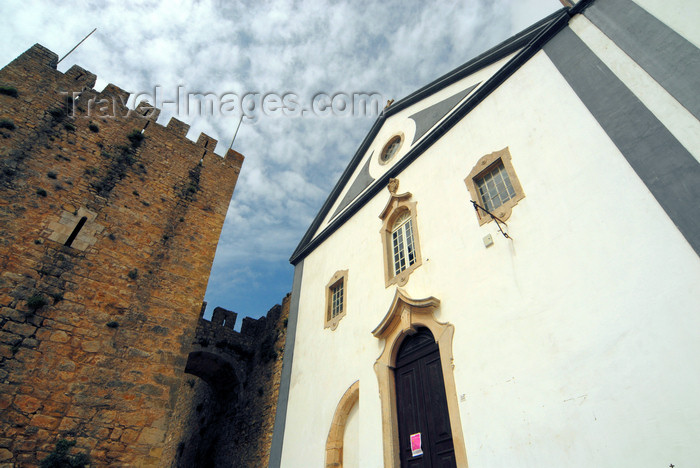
0,44,243,467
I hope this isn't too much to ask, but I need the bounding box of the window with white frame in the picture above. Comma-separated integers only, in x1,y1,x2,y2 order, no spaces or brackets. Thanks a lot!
391,211,416,276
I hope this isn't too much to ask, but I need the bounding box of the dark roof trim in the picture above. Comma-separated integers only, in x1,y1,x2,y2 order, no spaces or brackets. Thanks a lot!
290,7,576,265
385,8,566,117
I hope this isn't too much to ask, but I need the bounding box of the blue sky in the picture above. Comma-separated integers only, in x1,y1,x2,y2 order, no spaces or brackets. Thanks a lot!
1,0,559,323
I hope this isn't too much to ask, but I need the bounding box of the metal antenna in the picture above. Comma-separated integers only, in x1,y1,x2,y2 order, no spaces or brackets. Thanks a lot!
57,28,97,65
228,114,244,150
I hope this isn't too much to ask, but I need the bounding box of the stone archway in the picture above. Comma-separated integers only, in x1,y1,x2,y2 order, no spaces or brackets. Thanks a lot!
184,350,244,396
325,380,360,468
177,350,246,467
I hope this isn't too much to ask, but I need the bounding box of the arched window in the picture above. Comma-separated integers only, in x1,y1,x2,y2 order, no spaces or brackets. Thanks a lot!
390,211,416,276
379,179,422,287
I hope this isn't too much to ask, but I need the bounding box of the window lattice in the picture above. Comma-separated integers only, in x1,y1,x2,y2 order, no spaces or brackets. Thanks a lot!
391,212,416,276
476,161,516,212
330,281,344,319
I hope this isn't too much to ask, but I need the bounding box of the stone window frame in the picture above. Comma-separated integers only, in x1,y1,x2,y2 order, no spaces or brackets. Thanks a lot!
379,179,422,288
325,380,359,468
464,147,524,225
324,270,348,330
47,207,104,251
371,289,468,467
378,133,405,166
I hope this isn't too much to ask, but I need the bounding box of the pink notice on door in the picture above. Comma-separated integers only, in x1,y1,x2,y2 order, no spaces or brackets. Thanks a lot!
410,432,423,457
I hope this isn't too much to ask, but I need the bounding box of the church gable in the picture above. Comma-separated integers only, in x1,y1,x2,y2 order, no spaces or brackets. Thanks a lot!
311,50,523,240
292,8,568,264
320,78,482,228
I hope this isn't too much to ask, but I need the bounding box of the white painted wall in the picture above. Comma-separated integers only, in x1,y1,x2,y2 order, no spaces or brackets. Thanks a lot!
343,401,359,468
280,10,700,468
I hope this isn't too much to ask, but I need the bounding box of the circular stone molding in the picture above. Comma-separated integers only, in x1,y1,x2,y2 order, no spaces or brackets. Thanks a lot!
378,134,404,165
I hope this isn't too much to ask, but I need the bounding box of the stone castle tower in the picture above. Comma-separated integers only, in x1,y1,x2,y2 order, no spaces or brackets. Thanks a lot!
0,44,247,466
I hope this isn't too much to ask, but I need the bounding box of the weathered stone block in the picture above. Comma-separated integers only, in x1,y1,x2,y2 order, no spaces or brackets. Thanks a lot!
138,427,165,446
0,346,13,360
3,308,26,323
48,330,69,343
13,439,35,452
13,395,41,414
2,322,35,338
21,338,38,348
40,400,67,417
12,348,39,364
56,358,75,372
79,340,100,353
0,449,13,462
120,429,140,444
75,437,97,450
66,405,95,420
57,417,79,432
29,414,58,430
0,394,11,412
0,332,21,346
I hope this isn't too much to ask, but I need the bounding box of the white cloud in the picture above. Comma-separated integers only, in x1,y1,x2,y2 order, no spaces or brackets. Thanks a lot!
0,0,559,318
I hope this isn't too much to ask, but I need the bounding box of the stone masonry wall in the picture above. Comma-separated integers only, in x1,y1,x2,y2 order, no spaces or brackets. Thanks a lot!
0,45,243,467
163,295,290,467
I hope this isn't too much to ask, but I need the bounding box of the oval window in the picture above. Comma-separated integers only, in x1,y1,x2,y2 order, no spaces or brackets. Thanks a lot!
380,135,402,164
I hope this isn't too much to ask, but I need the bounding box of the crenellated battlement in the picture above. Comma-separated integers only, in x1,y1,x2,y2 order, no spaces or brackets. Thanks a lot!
165,117,190,137
63,65,97,89
210,306,238,329
134,100,160,121
190,301,286,365
1,44,243,169
194,302,283,347
95,82,130,108
196,133,219,155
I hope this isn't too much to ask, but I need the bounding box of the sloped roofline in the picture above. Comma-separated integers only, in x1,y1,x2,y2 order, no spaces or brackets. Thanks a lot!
290,2,593,265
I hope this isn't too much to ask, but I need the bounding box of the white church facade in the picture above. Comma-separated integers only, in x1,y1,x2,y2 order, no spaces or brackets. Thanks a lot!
270,0,700,466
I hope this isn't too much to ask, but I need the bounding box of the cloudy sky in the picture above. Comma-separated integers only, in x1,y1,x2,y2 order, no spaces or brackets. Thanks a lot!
1,0,560,323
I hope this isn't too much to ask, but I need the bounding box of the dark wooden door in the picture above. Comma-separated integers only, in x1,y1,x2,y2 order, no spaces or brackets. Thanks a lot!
395,327,456,468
